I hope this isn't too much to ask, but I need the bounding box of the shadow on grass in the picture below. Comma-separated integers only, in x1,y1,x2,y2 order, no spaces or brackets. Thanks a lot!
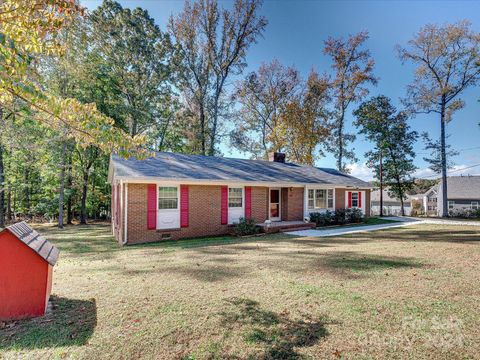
220,298,329,359
0,296,97,350
322,252,423,273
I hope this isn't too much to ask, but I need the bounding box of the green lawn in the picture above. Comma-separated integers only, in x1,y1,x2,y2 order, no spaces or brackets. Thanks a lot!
1,223,479,359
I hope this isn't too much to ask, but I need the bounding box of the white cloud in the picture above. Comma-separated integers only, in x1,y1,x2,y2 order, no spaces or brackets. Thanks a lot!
347,162,374,181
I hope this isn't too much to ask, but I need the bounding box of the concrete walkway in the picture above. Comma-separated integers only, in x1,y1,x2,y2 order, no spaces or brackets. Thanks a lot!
285,216,480,237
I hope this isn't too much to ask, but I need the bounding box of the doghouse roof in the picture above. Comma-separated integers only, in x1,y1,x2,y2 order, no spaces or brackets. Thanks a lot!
4,222,59,266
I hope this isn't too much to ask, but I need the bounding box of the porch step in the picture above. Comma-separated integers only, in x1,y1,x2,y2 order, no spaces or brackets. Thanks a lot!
279,226,314,232
258,221,316,234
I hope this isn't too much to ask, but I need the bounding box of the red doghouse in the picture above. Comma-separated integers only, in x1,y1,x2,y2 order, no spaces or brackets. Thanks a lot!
0,222,59,320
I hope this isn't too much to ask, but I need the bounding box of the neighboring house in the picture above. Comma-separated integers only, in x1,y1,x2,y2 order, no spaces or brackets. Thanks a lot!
370,188,411,216
108,152,372,245
411,176,480,216
410,186,439,216
437,175,480,216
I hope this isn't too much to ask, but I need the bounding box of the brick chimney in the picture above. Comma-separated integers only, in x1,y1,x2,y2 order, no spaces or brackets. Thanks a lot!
268,152,286,163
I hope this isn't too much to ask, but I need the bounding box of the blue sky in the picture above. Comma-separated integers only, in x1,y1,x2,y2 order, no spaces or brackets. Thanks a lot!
82,0,480,180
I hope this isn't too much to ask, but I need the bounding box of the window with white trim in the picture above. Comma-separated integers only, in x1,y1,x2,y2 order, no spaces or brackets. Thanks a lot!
228,187,243,208
351,192,359,207
308,189,334,209
471,201,479,210
448,200,455,210
308,189,314,209
158,187,178,209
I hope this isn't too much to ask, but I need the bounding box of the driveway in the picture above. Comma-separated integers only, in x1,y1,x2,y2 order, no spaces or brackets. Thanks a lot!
285,216,480,237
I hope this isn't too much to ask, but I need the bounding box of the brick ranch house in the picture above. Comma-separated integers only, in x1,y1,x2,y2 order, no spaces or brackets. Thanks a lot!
108,152,372,245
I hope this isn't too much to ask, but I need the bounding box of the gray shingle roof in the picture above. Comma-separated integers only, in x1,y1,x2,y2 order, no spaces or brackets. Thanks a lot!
4,222,59,266
441,176,480,200
111,152,371,188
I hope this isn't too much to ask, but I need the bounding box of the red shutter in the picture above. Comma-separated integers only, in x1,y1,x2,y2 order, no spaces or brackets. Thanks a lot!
180,185,189,228
245,186,252,218
347,191,352,208
147,184,157,230
221,186,228,225
358,192,362,208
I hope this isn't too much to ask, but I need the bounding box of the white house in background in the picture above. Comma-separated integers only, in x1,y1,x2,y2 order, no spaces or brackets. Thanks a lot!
370,188,412,216
437,175,480,216
410,186,438,216
411,176,480,216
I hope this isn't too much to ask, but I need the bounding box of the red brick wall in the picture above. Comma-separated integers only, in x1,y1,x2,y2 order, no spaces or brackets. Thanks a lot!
121,183,369,244
126,184,270,244
335,188,346,211
285,187,304,221
251,187,268,223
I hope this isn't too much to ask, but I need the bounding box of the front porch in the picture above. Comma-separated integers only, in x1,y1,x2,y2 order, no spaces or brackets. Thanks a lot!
256,220,316,234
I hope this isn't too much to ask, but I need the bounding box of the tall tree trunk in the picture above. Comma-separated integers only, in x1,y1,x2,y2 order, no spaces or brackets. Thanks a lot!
400,193,405,216
7,188,12,221
57,141,67,228
13,188,16,221
200,106,206,155
336,109,345,172
440,96,448,217
67,151,73,225
0,140,5,228
80,172,89,224
24,168,30,218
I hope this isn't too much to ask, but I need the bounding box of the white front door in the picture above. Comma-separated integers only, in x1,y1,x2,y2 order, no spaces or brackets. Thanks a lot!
269,188,281,221
157,186,180,229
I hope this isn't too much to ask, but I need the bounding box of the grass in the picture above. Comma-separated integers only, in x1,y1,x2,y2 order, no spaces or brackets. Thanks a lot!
1,223,479,359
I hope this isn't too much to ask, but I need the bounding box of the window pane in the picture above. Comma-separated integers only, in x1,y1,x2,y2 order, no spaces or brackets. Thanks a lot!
308,189,314,200
327,189,333,208
308,199,314,209
158,187,178,209
229,198,242,208
158,187,177,198
351,192,359,207
229,188,243,208
270,189,280,203
307,189,314,209
270,203,279,217
315,189,327,208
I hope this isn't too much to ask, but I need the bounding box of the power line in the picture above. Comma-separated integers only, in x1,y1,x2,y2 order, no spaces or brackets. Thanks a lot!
416,162,480,180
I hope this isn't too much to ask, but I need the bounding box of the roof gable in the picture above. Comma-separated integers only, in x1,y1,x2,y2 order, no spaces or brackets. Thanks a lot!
3,222,59,266
110,152,371,188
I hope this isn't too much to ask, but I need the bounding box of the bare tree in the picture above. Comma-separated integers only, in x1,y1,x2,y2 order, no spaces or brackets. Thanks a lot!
169,0,267,155
232,59,301,158
397,20,480,217
324,31,377,173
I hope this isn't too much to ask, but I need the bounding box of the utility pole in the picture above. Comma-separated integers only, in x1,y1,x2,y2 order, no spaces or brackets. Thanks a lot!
379,149,383,217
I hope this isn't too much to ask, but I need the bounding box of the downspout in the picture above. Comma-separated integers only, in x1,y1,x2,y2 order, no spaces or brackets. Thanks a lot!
123,182,128,245
303,185,308,222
